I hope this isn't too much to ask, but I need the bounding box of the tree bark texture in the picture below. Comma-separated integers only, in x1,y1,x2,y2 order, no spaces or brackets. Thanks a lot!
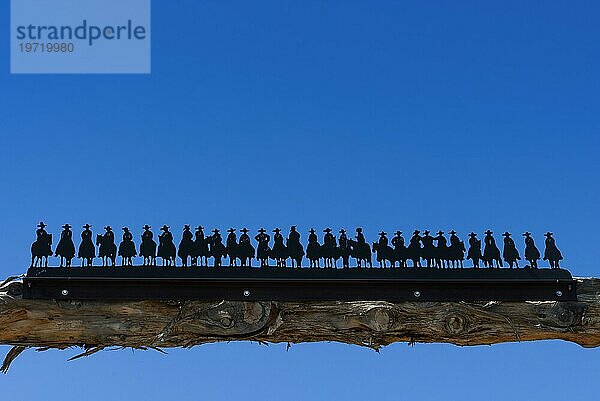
1,276,599,371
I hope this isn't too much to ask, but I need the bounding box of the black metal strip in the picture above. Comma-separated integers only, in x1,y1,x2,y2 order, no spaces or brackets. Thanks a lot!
22,267,577,302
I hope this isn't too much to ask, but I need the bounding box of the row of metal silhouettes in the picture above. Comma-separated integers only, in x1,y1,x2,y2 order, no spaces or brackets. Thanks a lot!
30,223,563,269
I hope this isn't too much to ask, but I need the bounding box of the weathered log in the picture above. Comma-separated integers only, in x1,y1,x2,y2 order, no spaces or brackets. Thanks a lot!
1,276,600,370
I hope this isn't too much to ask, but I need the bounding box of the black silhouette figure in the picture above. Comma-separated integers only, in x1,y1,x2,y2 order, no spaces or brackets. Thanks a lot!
54,224,75,267
433,231,448,269
523,232,540,268
391,230,406,268
482,230,502,268
178,225,195,267
447,230,465,268
306,228,321,268
286,226,304,268
502,232,520,268
97,226,117,267
543,232,563,269
467,232,482,268
78,224,95,267
421,230,435,268
193,226,209,267
338,229,350,269
406,230,422,268
255,228,271,267
140,225,157,266
271,228,288,267
373,231,393,268
207,229,227,267
31,222,52,267
225,228,238,267
237,228,255,267
157,225,176,266
321,228,338,268
348,227,372,268
118,227,137,266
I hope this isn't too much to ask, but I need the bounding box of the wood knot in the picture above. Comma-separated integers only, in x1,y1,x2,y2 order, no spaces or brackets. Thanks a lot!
368,308,392,332
445,313,468,335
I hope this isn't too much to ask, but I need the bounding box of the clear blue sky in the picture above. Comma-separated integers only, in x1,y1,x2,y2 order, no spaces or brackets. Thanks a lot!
1,1,599,399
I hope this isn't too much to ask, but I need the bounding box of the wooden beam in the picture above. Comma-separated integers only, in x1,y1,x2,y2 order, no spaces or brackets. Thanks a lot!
1,275,599,370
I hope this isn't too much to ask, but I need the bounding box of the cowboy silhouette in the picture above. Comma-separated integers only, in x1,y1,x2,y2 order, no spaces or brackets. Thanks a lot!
208,229,227,267
338,229,350,269
421,230,435,268
322,228,337,268
225,228,238,267
78,224,95,267
482,230,502,268
255,228,271,267
193,226,209,267
286,226,304,268
543,232,563,269
523,232,540,268
157,225,176,266
271,228,288,267
118,227,137,266
391,230,406,268
55,224,75,267
433,231,448,268
467,232,482,268
502,232,520,268
31,222,52,268
373,231,393,268
407,230,422,268
178,225,195,267
97,226,117,267
306,228,321,268
238,228,255,267
140,225,157,266
349,227,372,268
447,230,465,268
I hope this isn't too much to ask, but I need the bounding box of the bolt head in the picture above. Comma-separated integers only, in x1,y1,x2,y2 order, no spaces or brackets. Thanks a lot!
556,290,563,297
413,291,421,298
61,289,69,296
243,290,250,297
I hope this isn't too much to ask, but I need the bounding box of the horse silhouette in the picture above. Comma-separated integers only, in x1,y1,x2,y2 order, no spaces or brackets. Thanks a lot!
467,232,482,268
31,222,52,268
